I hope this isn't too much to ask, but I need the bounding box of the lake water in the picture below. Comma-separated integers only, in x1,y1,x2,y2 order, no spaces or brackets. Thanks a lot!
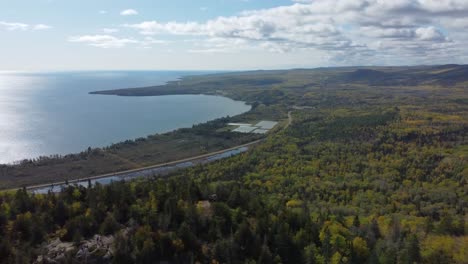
0,71,250,164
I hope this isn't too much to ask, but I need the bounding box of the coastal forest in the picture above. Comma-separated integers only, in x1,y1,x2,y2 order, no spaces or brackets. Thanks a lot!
0,65,467,263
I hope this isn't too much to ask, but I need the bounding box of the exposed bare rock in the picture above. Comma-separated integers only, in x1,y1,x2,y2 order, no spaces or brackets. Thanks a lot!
34,234,114,264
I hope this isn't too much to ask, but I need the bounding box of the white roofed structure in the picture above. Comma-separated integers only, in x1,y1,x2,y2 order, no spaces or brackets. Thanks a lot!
254,121,278,130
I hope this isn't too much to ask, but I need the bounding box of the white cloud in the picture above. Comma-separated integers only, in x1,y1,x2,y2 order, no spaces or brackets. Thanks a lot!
99,10,108,14
415,26,447,41
68,35,138,48
360,26,447,42
124,4,357,55
120,9,138,16
33,24,52,30
68,35,169,49
0,21,52,31
122,0,466,63
0,21,29,31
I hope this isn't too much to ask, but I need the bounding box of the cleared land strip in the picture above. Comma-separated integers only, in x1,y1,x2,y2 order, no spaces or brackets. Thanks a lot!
26,139,263,192
285,105,316,129
285,111,293,129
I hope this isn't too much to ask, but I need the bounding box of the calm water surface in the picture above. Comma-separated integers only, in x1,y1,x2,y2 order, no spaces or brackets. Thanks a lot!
0,71,250,164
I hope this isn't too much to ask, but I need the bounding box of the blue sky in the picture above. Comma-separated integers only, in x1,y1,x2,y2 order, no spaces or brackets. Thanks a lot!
1,0,467,71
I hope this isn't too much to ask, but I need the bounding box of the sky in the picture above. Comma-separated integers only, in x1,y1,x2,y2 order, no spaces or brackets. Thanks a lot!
0,0,467,71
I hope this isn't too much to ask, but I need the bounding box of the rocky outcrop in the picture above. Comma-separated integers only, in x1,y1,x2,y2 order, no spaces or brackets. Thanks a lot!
34,234,114,264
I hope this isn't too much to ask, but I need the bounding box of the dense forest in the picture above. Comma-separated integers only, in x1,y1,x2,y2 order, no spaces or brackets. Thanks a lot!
0,65,467,263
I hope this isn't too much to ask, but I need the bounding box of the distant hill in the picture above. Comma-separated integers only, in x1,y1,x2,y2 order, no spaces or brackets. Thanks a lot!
91,65,468,99
428,64,468,85
340,69,415,86
334,64,468,86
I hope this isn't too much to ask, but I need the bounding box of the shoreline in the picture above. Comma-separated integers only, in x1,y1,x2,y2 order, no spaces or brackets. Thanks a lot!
27,139,262,193
1,93,251,166
0,70,253,167
0,96,258,190
1,69,288,190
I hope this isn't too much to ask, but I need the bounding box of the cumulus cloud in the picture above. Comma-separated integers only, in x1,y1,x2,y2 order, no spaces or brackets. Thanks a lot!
56,0,463,64
361,25,448,41
120,0,468,64
415,26,447,41
123,4,362,56
120,9,138,16
68,35,138,48
0,21,52,31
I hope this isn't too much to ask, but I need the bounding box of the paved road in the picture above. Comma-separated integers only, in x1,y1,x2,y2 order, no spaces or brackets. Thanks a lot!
27,109,298,193
27,139,263,193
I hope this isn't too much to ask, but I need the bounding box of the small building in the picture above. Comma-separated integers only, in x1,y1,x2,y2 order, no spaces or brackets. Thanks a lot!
254,121,278,130
252,128,269,134
230,120,278,134
228,123,252,126
232,125,257,133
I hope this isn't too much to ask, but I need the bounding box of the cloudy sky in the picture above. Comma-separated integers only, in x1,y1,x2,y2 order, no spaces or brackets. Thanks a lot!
1,0,467,71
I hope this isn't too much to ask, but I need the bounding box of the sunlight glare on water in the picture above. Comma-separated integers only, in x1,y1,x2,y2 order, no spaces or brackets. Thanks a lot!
0,72,250,164
0,74,47,163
